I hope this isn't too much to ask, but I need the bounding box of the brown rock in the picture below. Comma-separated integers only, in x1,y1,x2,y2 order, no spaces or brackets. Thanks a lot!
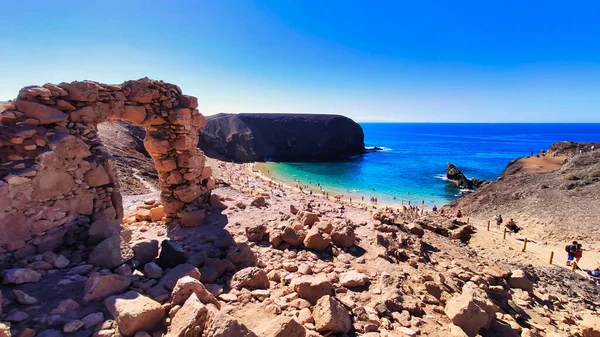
245,224,267,242
132,239,160,264
282,227,305,246
84,272,131,302
121,106,147,125
104,291,165,337
1,269,42,284
250,197,267,208
181,209,206,227
303,228,331,250
149,206,165,222
89,235,134,269
313,295,352,333
292,275,332,305
331,225,355,247
14,101,67,124
168,293,208,337
507,269,533,292
445,294,488,337
203,308,257,337
51,299,80,315
300,212,320,227
160,264,201,290
84,165,110,187
171,276,219,308
230,267,269,290
14,290,38,305
340,271,369,288
254,315,306,337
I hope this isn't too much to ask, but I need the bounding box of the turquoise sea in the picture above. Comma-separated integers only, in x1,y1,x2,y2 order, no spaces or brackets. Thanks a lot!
267,123,600,207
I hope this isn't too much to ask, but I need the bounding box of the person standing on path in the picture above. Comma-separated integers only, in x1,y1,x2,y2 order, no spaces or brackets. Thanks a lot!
566,241,578,266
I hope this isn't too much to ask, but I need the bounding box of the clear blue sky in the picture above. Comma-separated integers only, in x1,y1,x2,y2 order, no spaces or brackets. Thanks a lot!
1,1,599,122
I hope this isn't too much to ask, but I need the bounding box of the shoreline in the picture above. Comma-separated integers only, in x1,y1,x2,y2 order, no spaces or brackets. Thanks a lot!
251,162,452,211
252,162,438,213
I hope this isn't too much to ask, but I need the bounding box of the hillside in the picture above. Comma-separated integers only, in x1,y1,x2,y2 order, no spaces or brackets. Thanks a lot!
447,142,600,244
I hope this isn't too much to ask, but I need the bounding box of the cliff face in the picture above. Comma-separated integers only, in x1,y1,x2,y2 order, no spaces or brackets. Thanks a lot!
199,113,365,162
446,142,600,244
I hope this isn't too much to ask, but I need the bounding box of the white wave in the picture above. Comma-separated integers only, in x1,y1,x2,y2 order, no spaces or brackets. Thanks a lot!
435,174,449,181
366,146,392,151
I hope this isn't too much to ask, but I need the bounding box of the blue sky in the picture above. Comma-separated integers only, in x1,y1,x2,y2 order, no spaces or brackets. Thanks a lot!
1,1,599,122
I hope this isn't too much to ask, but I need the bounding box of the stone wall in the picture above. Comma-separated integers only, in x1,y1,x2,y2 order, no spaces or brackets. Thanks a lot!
0,78,213,254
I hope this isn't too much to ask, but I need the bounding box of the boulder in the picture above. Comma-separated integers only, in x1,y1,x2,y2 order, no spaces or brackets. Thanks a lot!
144,262,163,279
160,264,201,290
250,196,267,208
282,227,305,246
303,228,331,250
461,282,500,328
203,308,257,337
269,228,284,248
330,225,355,247
254,315,306,337
230,267,269,290
171,276,219,308
84,272,131,302
14,100,67,124
445,294,488,337
446,163,475,190
245,224,267,242
313,295,352,333
1,269,42,284
89,235,134,269
157,240,186,269
507,269,533,292
406,223,425,238
168,293,208,337
14,290,38,305
226,243,257,268
292,275,332,305
132,239,159,264
300,212,320,227
81,312,104,328
340,271,369,288
105,291,165,337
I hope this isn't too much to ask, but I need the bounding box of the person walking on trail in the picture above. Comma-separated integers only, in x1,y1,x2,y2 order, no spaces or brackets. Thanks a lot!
566,241,578,266
494,214,503,229
575,243,583,264
456,210,463,218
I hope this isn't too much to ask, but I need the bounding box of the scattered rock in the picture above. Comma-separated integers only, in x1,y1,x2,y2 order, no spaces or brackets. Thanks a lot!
303,228,331,250
507,269,533,292
313,295,352,333
230,267,269,290
445,293,488,337
81,312,104,328
171,276,219,308
14,290,38,305
340,271,369,288
63,320,84,333
89,234,134,269
292,275,332,305
84,272,131,302
331,225,355,247
132,239,160,264
104,291,165,337
168,293,209,337
250,196,267,208
160,263,201,290
254,315,306,337
144,262,163,279
245,224,267,242
1,269,42,284
157,240,186,269
51,299,80,315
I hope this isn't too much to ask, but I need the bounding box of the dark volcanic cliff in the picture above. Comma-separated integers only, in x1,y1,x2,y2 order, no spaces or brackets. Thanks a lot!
199,113,365,162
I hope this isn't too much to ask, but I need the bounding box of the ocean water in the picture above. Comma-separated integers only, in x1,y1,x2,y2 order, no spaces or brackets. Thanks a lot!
267,123,600,207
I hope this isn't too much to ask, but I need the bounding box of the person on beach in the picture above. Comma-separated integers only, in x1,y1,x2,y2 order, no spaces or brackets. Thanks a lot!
456,210,463,218
566,241,578,266
432,205,438,212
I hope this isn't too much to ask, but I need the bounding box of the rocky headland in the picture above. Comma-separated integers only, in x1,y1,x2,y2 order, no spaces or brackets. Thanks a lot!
446,142,600,244
199,113,366,162
445,163,488,191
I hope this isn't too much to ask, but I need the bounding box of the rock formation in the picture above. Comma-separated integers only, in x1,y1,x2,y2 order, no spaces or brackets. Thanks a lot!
200,113,365,162
446,163,487,191
0,78,213,255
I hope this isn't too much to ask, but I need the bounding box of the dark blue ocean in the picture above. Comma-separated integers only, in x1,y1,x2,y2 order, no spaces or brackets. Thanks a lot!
267,123,600,207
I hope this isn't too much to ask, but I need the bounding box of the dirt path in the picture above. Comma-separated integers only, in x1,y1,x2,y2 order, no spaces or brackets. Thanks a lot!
519,155,566,173
467,216,600,277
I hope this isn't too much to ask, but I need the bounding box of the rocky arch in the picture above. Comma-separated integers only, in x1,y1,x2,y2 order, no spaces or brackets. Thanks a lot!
0,78,213,253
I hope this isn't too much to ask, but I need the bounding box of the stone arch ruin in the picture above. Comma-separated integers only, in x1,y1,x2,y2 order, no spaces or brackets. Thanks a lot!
0,78,214,254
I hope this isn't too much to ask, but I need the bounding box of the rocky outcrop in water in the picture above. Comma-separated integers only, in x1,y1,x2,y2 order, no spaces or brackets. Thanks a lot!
446,163,487,191
199,113,365,162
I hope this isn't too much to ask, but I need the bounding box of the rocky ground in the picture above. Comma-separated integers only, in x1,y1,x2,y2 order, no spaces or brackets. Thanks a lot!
1,156,600,337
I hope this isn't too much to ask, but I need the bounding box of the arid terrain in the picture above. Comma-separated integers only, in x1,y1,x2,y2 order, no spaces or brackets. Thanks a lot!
1,114,599,337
